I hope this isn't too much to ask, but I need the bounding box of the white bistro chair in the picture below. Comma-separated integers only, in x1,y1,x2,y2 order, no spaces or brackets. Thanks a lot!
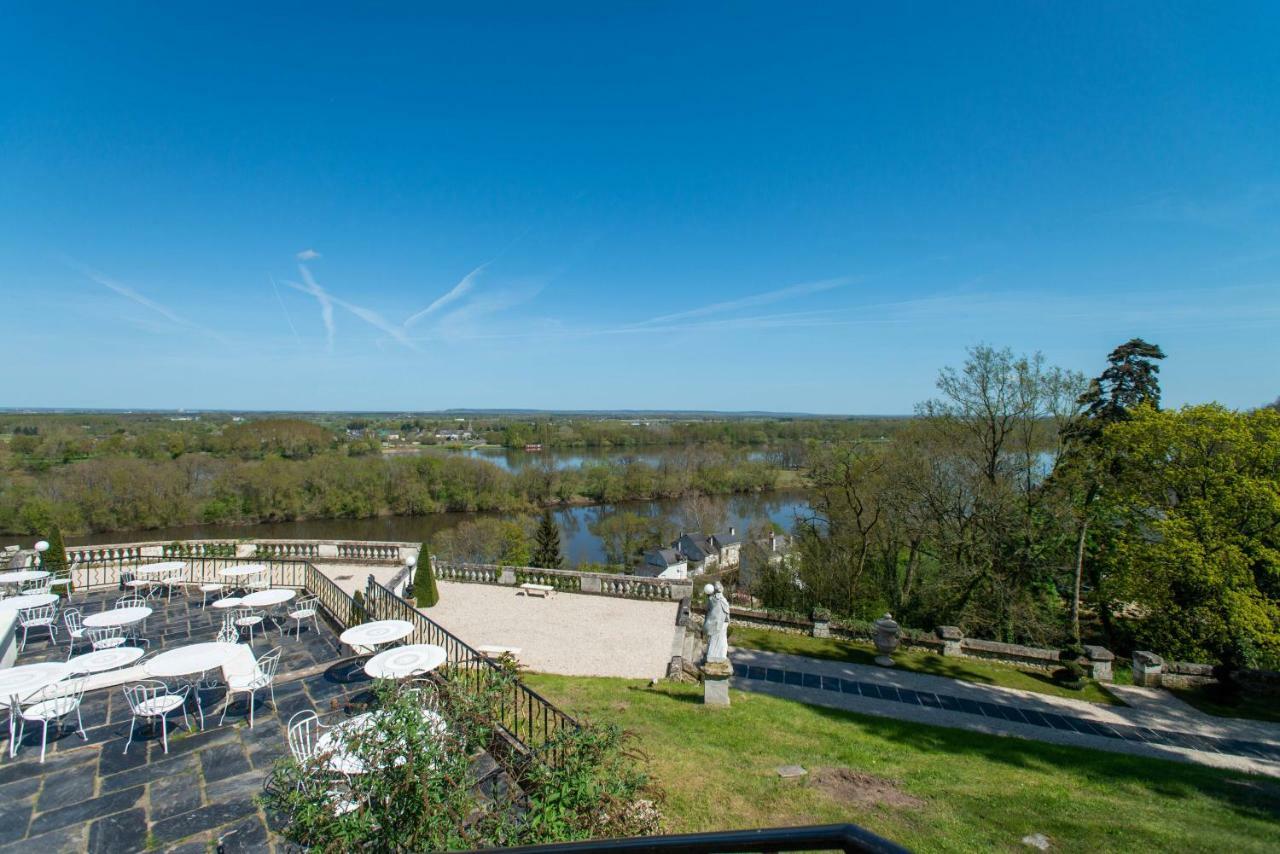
63,608,88,659
17,604,58,651
17,677,87,762
284,596,320,640
287,710,359,815
48,561,77,600
231,607,265,644
123,680,190,754
219,646,281,728
86,626,127,651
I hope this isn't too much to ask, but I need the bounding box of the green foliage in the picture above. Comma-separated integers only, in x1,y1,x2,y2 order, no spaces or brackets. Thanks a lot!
41,524,68,572
413,545,439,608
1096,404,1280,669
531,511,563,569
588,511,669,567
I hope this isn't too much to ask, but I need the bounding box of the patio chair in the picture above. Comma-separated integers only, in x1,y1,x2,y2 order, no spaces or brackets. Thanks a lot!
22,578,52,595
283,596,320,640
231,607,265,644
17,603,58,651
86,625,127,651
17,676,87,763
48,561,77,601
120,570,154,599
123,680,191,754
156,568,186,604
286,710,360,815
197,579,225,607
114,594,150,642
219,646,281,728
63,608,88,659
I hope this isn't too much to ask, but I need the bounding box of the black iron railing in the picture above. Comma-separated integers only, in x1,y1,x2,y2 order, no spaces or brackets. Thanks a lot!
475,823,909,853
361,576,578,768
56,553,313,593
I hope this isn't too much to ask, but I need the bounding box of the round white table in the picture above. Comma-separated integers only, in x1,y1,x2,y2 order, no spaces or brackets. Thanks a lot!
219,564,269,579
0,662,71,701
83,606,153,629
240,588,296,608
0,570,49,586
144,642,242,679
0,592,60,612
316,709,446,775
68,646,146,674
210,597,244,610
136,560,186,575
364,644,447,680
340,620,415,650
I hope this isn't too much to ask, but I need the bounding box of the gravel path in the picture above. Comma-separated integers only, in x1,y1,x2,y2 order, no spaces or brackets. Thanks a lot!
422,581,679,679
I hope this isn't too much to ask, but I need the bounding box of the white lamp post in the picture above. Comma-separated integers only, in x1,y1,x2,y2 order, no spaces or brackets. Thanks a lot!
34,540,49,568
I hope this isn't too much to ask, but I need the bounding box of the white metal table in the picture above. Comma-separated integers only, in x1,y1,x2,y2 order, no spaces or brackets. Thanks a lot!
315,708,446,775
145,641,245,728
0,570,49,587
240,589,296,608
135,560,186,576
210,597,244,611
68,646,146,674
219,564,269,579
0,592,60,612
0,662,71,757
83,606,153,629
363,644,447,680
339,620,415,651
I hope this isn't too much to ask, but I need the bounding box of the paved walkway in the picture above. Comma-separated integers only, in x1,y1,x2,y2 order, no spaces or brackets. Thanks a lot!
730,648,1280,777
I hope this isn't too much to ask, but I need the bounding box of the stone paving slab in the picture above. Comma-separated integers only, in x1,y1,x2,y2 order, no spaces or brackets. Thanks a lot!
731,648,1280,778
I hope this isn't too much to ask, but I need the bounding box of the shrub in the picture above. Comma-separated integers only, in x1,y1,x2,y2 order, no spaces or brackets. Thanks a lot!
413,544,439,608
1054,645,1087,690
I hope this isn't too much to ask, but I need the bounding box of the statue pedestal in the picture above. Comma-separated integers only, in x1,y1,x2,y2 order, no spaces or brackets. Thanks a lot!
701,659,732,707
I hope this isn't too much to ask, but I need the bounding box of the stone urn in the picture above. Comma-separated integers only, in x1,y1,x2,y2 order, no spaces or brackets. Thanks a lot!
872,613,901,667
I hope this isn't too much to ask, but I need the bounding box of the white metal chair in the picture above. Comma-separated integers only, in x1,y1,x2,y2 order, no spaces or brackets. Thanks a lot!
63,608,88,659
231,607,265,644
17,677,87,762
219,646,281,728
86,625,127,651
48,561,77,600
22,578,52,595
198,580,225,607
17,604,58,651
287,710,360,815
284,596,320,640
120,570,154,599
123,680,190,754
156,568,186,604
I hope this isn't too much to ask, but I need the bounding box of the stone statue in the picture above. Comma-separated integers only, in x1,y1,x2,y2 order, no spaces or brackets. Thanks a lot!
703,582,730,662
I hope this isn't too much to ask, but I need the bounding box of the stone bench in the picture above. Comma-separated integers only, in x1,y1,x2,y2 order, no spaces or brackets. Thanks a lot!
518,583,555,598
476,644,522,660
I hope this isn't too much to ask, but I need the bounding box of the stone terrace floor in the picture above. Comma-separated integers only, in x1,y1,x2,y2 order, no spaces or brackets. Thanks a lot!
2,586,377,853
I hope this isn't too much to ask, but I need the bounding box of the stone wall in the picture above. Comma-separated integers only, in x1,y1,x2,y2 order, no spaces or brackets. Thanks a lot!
1131,651,1280,695
64,538,419,566
432,560,693,601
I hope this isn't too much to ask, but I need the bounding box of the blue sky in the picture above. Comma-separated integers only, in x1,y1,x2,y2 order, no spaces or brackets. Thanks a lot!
2,3,1278,413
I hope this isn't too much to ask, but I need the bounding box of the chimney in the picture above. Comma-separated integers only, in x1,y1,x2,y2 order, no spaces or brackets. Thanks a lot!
768,532,777,552
729,526,736,537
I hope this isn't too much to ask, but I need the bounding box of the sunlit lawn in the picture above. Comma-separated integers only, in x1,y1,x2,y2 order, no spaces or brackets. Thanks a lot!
730,626,1122,706
526,674,1280,853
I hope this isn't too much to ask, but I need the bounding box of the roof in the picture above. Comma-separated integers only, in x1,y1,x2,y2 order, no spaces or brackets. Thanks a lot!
710,530,741,547
645,548,686,567
676,533,711,560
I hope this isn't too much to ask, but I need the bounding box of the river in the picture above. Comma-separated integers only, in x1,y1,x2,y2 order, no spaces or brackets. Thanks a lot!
396,444,779,472
67,491,812,567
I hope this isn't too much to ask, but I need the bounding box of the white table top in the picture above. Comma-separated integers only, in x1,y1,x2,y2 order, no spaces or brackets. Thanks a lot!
68,646,146,674
0,662,71,699
219,564,269,578
240,588,297,608
145,642,242,678
340,620,415,647
0,593,60,611
135,561,186,575
364,644,447,679
210,597,244,609
0,570,50,584
316,709,445,775
83,606,153,628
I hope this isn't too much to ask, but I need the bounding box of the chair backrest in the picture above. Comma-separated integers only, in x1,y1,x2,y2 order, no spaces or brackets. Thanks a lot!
19,603,56,625
232,607,257,622
87,625,123,645
115,595,144,609
293,595,318,614
256,646,283,682
123,680,170,714
27,676,86,709
287,710,321,762
63,608,84,633
23,579,52,594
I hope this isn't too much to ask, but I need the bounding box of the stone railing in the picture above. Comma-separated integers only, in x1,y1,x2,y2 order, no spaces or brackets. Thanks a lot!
1131,652,1280,696
432,560,692,601
65,538,418,566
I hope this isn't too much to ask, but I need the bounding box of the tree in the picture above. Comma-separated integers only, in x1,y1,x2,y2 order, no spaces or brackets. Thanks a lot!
1096,404,1280,669
589,511,660,568
42,523,69,578
531,511,563,568
413,542,439,607
1075,338,1166,432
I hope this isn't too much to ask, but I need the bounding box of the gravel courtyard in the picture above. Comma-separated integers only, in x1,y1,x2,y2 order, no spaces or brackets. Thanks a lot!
422,581,679,679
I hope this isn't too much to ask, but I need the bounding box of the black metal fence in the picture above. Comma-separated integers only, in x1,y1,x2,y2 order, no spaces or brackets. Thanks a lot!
361,576,578,768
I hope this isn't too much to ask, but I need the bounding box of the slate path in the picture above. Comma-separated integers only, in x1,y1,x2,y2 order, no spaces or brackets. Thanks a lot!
730,648,1280,777
1,587,374,852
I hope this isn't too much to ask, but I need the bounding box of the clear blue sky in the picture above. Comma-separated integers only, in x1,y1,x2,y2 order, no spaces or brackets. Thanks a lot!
3,3,1278,413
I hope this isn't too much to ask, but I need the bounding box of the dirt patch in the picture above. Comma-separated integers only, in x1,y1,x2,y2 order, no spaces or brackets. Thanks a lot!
809,767,925,810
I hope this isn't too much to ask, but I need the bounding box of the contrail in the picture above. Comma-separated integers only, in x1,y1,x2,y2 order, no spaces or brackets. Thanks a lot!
403,263,489,328
269,274,302,346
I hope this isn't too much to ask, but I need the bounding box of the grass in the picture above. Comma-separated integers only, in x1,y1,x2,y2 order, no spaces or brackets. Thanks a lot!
527,674,1280,853
1169,686,1280,724
730,626,1123,706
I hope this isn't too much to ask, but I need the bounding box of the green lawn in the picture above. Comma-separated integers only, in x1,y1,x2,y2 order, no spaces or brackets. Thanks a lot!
526,674,1280,853
1170,686,1280,724
730,626,1123,706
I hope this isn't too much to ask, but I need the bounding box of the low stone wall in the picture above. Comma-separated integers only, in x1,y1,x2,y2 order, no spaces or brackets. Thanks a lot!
64,538,419,566
1132,651,1280,695
431,560,693,601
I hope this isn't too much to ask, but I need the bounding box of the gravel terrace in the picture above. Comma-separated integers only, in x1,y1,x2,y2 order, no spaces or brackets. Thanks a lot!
422,581,679,679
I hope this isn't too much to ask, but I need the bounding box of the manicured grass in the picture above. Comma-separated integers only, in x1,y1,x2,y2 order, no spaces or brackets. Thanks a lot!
729,626,1124,705
1170,686,1280,724
526,674,1280,853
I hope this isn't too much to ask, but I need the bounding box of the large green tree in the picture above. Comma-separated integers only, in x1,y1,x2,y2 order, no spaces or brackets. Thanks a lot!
1096,404,1280,668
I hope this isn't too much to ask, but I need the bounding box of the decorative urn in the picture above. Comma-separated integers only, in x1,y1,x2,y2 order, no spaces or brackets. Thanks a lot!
872,613,901,667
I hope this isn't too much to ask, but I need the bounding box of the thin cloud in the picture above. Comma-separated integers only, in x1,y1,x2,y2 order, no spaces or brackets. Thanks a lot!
403,263,489,328
296,248,321,261
635,276,852,326
72,262,230,344
290,264,416,351
268,275,302,347
288,265,336,352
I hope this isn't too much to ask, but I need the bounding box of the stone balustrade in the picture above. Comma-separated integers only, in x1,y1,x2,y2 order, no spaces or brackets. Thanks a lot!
65,538,418,566
432,560,692,601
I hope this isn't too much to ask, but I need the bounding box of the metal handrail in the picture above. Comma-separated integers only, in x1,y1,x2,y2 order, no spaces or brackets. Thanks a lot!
473,823,909,853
